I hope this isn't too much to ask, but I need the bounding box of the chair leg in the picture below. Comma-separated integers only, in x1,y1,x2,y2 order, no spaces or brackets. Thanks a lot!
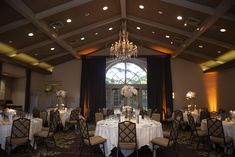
173,144,178,157
79,143,84,156
116,147,118,157
136,148,138,157
102,143,105,157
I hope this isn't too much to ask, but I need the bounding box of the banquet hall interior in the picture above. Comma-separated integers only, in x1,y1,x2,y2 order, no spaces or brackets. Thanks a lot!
0,0,235,157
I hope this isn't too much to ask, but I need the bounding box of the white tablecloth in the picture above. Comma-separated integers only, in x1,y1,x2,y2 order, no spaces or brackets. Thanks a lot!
47,108,73,126
0,118,43,150
95,118,163,156
201,119,235,148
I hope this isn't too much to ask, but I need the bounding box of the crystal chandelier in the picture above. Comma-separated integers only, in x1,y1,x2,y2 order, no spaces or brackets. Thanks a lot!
110,21,138,60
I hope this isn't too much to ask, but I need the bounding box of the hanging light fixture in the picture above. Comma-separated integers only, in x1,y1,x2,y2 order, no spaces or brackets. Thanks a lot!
110,21,138,60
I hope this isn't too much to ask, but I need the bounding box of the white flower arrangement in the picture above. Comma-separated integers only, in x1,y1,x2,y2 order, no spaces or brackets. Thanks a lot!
121,85,138,98
56,90,66,98
186,91,196,100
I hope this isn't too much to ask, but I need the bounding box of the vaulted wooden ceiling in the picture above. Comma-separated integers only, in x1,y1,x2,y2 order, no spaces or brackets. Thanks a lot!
0,0,235,73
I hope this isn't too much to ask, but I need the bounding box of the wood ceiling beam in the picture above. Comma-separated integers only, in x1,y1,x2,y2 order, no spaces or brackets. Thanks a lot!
160,0,235,22
127,16,234,50
120,0,126,19
35,0,93,19
12,16,121,54
6,0,77,57
39,52,67,62
0,0,92,33
60,16,121,39
174,0,235,57
130,33,176,50
130,33,214,61
41,34,118,61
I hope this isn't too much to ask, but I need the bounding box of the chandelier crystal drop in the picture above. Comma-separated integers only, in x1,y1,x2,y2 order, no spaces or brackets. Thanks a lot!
110,21,138,60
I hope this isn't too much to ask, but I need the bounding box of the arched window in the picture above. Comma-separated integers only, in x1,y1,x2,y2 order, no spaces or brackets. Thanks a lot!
106,61,147,110
106,62,147,84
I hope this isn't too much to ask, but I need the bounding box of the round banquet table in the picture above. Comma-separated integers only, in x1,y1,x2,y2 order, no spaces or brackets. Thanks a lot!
0,118,42,150
95,118,163,157
47,108,73,127
201,119,235,148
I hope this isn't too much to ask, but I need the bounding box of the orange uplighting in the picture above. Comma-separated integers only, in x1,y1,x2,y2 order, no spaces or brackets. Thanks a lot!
83,90,90,119
77,47,99,56
149,45,174,54
203,72,218,112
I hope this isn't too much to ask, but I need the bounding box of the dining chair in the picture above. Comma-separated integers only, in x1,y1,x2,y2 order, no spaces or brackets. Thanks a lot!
39,111,48,127
199,110,210,122
151,120,180,157
210,111,218,118
33,112,58,155
66,108,80,130
50,109,62,130
207,118,234,156
78,118,106,156
174,110,187,130
6,118,31,155
95,112,104,123
187,113,208,150
151,113,161,122
117,121,138,157
147,109,152,118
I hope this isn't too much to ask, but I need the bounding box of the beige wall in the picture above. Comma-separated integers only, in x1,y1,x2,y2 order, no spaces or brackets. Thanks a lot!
216,68,235,110
2,63,26,108
31,60,82,110
171,58,207,110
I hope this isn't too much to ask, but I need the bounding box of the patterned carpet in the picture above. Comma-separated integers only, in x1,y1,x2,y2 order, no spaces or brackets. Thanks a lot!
0,126,234,157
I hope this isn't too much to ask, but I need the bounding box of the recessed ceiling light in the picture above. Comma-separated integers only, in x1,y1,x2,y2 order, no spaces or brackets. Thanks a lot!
139,5,144,9
52,26,56,29
136,26,141,30
152,31,155,34
108,27,113,31
217,50,221,54
157,10,163,14
184,23,187,26
196,27,200,31
81,37,85,41
66,18,72,23
198,45,203,48
8,40,13,43
170,41,174,45
177,16,183,20
220,28,226,33
34,53,38,56
50,47,55,51
103,6,108,11
165,35,170,38
95,32,98,35
85,13,90,17
28,32,34,37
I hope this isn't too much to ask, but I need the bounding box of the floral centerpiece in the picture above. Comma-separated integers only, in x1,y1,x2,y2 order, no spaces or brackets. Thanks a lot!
121,85,138,98
56,90,66,109
121,85,138,118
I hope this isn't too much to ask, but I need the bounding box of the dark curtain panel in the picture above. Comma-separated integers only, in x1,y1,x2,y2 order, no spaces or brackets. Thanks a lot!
80,56,106,122
25,69,31,112
147,56,173,115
